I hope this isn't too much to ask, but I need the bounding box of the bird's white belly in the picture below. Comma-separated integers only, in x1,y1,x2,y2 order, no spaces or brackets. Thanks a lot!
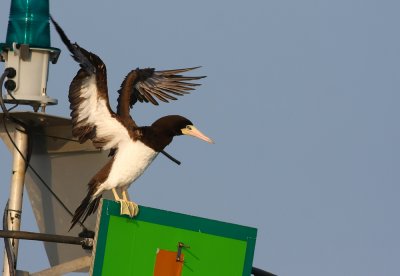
103,141,158,190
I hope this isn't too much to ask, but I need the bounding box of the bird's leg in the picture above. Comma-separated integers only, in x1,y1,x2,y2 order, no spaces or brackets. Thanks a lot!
112,187,130,216
122,189,139,217
112,188,121,201
122,190,130,201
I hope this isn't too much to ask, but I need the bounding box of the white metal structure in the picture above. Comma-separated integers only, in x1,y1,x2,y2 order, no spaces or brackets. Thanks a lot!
1,43,58,110
2,125,28,276
0,112,113,275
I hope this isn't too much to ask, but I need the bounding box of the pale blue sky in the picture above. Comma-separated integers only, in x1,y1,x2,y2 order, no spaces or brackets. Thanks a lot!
1,1,400,275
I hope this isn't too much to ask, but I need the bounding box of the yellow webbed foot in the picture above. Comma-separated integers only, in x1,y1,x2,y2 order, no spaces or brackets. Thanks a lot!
127,201,139,217
117,200,139,218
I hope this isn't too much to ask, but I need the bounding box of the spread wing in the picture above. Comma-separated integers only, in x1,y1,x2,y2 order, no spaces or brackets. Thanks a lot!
51,16,133,150
116,67,205,122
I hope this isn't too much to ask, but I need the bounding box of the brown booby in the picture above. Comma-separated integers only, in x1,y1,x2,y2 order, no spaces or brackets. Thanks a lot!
50,17,213,230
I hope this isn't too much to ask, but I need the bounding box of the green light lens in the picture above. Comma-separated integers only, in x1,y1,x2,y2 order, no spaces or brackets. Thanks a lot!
6,0,50,47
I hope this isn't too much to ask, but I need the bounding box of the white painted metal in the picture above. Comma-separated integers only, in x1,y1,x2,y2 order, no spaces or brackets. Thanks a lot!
2,127,28,276
1,43,57,109
30,256,91,276
0,112,111,273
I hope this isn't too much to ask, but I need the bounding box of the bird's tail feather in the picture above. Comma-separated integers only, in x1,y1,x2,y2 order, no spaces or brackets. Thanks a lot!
69,193,101,231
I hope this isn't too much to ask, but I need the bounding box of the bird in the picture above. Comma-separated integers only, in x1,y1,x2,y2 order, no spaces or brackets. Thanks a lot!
50,17,214,230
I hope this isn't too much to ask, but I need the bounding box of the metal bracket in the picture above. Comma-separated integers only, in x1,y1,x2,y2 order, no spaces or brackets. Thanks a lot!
18,44,30,61
176,242,190,262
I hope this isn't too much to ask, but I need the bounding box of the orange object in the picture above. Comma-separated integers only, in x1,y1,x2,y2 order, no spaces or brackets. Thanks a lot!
154,249,183,276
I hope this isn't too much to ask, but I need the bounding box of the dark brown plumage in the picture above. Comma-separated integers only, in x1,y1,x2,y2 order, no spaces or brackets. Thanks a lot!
70,157,114,229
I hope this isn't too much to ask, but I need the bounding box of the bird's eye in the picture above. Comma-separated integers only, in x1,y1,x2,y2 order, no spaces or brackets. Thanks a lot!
186,125,192,130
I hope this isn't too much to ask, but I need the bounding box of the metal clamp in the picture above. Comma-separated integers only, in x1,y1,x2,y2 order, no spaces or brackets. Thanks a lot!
176,242,190,262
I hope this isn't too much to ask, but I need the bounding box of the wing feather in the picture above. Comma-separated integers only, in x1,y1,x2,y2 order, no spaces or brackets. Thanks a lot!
51,16,133,150
116,67,205,117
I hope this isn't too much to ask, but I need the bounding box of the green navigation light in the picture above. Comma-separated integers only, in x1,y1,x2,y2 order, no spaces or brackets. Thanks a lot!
6,0,50,48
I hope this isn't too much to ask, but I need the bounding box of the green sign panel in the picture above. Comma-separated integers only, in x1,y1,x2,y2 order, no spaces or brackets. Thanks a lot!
91,200,257,276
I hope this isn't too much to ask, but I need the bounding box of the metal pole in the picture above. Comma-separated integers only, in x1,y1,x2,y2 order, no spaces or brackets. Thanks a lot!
2,126,28,276
0,230,93,248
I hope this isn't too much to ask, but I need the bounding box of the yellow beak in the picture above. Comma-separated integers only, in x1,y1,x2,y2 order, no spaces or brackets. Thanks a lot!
181,125,214,144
